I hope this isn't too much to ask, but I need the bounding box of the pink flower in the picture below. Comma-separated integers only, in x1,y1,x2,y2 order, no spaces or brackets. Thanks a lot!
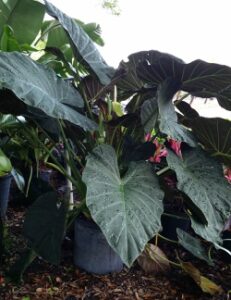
168,139,182,158
144,134,182,163
145,133,152,142
224,168,231,184
149,139,168,163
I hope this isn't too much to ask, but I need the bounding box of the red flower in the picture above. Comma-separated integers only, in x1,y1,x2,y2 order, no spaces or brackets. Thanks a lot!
145,134,182,163
168,139,182,158
224,168,231,184
148,139,168,163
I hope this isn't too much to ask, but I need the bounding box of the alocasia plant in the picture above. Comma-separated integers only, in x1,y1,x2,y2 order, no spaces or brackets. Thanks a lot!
0,0,230,277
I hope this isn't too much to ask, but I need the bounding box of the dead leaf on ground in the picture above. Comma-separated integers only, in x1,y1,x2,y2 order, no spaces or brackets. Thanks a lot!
181,262,223,295
137,244,170,274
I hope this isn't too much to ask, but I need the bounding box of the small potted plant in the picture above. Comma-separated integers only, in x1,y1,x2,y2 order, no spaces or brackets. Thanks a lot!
0,148,12,219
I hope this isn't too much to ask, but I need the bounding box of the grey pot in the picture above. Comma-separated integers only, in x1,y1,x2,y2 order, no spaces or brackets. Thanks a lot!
74,216,123,274
0,174,12,219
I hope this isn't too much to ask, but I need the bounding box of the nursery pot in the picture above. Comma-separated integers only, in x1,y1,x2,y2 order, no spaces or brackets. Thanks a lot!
161,213,191,241
0,174,12,219
39,168,52,183
74,215,123,274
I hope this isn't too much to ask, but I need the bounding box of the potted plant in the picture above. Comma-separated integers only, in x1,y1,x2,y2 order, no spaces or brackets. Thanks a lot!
0,0,230,280
0,148,12,219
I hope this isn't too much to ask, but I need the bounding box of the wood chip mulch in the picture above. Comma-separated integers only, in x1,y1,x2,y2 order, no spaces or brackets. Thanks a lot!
0,206,230,300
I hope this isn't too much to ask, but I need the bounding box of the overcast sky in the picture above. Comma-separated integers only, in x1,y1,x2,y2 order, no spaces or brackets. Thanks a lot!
50,0,231,68
49,0,231,118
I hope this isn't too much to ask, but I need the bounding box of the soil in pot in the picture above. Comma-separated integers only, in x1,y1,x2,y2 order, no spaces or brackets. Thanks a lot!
74,215,123,274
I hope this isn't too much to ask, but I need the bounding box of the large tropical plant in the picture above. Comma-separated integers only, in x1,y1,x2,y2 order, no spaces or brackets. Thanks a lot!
0,1,230,280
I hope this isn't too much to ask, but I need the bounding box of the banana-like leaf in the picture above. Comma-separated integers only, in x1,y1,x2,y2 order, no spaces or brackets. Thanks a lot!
157,79,196,146
189,117,231,167
137,51,231,110
167,148,231,245
0,0,45,45
141,97,159,133
82,144,164,267
23,192,68,265
176,228,213,266
0,52,96,131
0,113,20,130
45,1,114,85
42,19,104,48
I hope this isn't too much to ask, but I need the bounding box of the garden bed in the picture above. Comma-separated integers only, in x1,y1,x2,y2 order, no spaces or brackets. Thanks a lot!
0,206,230,300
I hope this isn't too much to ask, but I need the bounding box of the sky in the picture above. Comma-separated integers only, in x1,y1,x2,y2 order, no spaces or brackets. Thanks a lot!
49,0,231,118
50,0,231,68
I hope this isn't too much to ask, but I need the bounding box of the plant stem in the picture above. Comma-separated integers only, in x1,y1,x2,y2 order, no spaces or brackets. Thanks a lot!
158,233,179,244
156,166,170,176
65,150,74,210
25,165,33,198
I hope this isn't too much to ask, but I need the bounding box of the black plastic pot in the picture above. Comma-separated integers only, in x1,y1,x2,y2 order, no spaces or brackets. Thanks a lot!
0,174,12,219
74,216,123,274
161,213,191,241
39,169,52,183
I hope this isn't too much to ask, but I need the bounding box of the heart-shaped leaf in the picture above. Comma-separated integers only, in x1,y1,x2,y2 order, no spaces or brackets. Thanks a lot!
167,148,231,245
23,192,68,265
82,144,164,267
157,79,196,146
137,51,231,110
177,228,213,265
45,1,114,85
141,97,159,133
189,117,231,167
0,52,96,131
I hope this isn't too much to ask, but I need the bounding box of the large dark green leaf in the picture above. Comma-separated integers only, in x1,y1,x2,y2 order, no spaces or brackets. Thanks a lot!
23,192,68,265
0,52,96,130
189,117,231,167
177,228,214,266
137,51,231,110
82,144,164,267
0,0,45,44
157,79,196,146
116,51,169,110
7,249,37,283
45,1,114,85
167,148,231,245
176,100,200,119
140,97,159,133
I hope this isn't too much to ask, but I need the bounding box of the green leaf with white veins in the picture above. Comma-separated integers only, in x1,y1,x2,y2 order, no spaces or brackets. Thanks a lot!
82,144,164,267
158,79,196,147
167,148,231,245
177,228,214,266
0,52,96,131
141,97,159,133
45,1,114,85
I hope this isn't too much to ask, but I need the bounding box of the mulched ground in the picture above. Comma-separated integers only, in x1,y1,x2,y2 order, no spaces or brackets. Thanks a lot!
0,206,230,300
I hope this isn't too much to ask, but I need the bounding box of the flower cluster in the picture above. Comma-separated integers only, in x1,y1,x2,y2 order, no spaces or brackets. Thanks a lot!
145,134,182,163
